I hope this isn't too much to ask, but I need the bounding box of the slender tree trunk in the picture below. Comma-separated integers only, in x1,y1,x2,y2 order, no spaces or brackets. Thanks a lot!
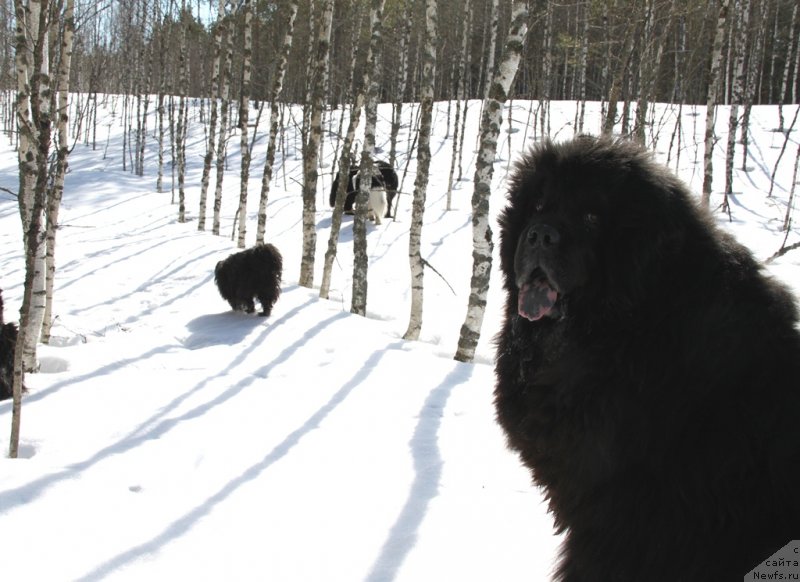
576,0,589,134
198,0,224,231
777,5,798,132
299,0,334,288
723,0,750,215
256,1,299,244
388,0,411,177
42,0,75,344
213,13,234,236
702,0,730,208
319,7,368,300
351,0,386,316
236,0,253,248
454,1,528,362
10,0,52,457
175,0,189,223
403,0,438,340
446,0,469,211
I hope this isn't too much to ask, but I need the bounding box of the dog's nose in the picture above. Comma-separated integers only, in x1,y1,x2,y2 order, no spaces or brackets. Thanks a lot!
527,224,560,248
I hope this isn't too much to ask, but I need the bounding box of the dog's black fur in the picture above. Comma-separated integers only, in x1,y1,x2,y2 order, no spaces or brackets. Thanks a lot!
329,159,398,217
495,136,800,581
214,244,283,317
0,289,20,401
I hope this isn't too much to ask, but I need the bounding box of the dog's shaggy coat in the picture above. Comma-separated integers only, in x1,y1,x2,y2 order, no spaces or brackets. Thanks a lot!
0,289,20,401
495,136,800,581
214,244,283,317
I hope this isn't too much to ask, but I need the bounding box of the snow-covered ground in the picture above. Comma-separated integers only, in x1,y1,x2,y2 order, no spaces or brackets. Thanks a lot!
0,98,797,581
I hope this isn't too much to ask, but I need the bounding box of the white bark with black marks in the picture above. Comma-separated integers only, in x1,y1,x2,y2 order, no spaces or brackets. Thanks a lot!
257,1,299,244
351,0,386,316
299,0,334,288
702,0,730,208
403,0,437,341
455,1,528,363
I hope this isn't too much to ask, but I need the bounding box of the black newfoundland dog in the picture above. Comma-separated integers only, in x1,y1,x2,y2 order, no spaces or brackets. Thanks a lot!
495,136,800,581
329,159,398,218
0,289,20,401
214,244,282,317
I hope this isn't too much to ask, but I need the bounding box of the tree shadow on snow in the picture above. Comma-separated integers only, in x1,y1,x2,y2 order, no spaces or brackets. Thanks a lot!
75,340,404,582
365,363,474,582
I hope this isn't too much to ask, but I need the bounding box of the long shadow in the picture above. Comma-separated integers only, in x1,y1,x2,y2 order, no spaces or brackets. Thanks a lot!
365,363,474,582
0,295,319,511
76,341,404,582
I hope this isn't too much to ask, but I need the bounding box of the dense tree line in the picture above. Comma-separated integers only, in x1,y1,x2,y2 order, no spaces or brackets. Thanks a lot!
1,0,798,108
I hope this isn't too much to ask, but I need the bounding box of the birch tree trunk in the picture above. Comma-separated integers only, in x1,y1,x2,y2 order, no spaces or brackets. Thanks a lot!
213,13,234,236
256,1,299,244
320,6,370,300
446,0,469,211
701,0,730,208
175,0,189,223
42,0,75,344
299,0,334,288
633,0,654,144
403,0,437,340
351,0,386,316
198,0,225,232
235,0,253,248
388,0,411,179
10,0,52,457
723,0,749,215
454,1,528,362
777,4,798,132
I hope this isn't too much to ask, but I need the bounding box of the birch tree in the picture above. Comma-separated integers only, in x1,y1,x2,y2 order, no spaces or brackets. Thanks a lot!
10,0,56,457
454,0,529,362
701,0,730,208
213,11,234,236
175,0,189,223
198,0,225,232
320,4,370,300
723,0,750,215
235,0,253,248
299,0,334,288
42,0,75,344
403,0,437,341
256,1,299,244
351,0,386,316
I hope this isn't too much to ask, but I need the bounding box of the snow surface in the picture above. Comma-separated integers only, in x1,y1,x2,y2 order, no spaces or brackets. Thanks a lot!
0,98,798,581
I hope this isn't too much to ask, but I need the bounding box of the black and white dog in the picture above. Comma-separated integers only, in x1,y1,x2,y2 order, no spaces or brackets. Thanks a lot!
329,159,398,222
0,289,20,401
214,244,283,317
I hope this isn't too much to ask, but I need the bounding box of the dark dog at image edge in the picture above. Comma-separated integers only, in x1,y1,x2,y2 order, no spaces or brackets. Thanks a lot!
494,136,800,581
214,244,283,317
0,288,21,401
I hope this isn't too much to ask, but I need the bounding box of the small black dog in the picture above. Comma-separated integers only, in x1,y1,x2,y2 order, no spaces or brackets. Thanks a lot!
214,244,283,317
0,289,20,401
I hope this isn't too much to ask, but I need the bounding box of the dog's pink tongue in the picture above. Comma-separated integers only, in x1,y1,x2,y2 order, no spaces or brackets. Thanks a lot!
518,279,558,321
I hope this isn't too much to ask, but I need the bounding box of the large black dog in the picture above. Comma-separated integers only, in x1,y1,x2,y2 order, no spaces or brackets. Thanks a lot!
0,289,20,401
329,159,398,218
495,136,800,581
214,244,283,317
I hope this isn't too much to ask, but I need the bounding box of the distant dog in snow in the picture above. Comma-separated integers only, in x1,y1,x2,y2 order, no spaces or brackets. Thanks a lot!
329,159,398,220
0,288,21,401
214,244,283,317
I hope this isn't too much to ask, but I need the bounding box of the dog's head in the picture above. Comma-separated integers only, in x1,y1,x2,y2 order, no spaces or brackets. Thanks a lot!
500,136,695,323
